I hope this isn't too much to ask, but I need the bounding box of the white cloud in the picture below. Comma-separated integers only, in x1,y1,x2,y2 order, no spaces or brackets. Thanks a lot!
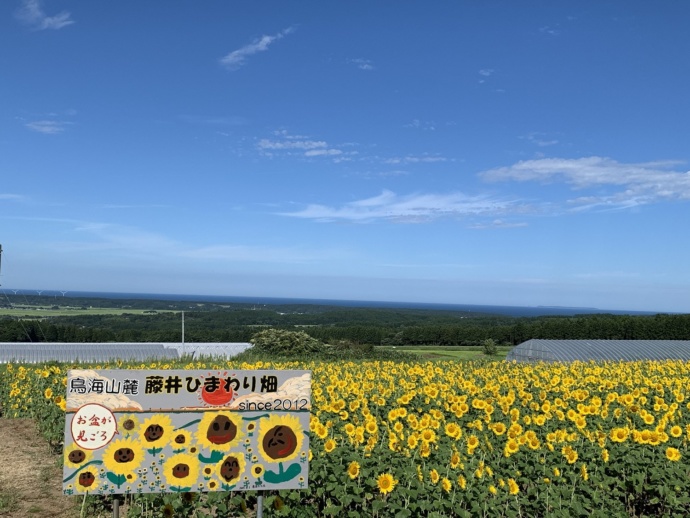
15,0,74,30
257,138,327,151
220,27,294,70
257,130,350,160
480,156,690,210
281,190,516,223
349,58,375,71
382,155,447,164
25,120,70,134
304,149,343,157
479,68,494,77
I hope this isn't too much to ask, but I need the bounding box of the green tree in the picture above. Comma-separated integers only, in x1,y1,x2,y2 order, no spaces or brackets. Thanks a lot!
482,338,498,356
250,329,324,356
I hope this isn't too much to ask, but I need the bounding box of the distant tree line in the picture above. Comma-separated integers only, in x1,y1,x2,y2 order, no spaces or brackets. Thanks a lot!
1,312,689,345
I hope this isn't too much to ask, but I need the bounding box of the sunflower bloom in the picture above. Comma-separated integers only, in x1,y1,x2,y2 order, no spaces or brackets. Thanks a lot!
666,447,681,462
376,473,397,495
347,461,360,480
441,477,452,493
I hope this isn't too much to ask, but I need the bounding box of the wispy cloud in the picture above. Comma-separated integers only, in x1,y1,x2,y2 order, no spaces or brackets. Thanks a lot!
468,219,528,230
25,120,70,134
539,25,560,36
404,119,436,131
258,138,328,151
382,154,448,165
349,58,375,71
0,193,26,202
220,27,295,70
257,130,353,161
520,132,559,147
281,190,516,223
480,156,690,210
478,68,494,84
15,0,74,30
36,218,340,265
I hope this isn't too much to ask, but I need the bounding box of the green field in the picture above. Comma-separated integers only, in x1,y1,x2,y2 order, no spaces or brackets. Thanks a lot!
0,305,171,318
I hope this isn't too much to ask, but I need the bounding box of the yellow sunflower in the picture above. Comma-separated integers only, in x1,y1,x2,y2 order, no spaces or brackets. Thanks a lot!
216,454,246,486
118,414,140,438
251,464,265,479
102,438,145,476
170,429,192,450
441,477,452,493
324,438,336,453
140,414,173,446
666,447,681,462
163,452,200,487
257,414,304,464
74,469,99,493
376,473,397,495
195,412,243,452
347,461,360,480
64,445,92,469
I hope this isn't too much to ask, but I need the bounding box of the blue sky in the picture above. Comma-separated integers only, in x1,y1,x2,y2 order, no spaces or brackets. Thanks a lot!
2,1,689,313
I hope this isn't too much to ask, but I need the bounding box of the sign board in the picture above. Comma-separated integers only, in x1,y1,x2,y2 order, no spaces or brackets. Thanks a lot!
62,369,311,495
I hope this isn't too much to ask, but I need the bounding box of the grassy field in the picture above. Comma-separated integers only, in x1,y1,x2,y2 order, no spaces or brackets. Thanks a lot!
378,345,512,360
0,305,172,318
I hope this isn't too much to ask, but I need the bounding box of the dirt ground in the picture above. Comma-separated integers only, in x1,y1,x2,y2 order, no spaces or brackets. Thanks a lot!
0,418,79,517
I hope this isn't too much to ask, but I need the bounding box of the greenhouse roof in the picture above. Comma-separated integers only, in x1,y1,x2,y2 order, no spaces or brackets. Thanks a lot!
506,339,690,362
0,342,179,364
0,342,254,363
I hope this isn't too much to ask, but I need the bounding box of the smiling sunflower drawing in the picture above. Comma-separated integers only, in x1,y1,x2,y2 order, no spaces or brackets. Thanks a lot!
163,452,200,488
102,437,145,476
196,411,243,451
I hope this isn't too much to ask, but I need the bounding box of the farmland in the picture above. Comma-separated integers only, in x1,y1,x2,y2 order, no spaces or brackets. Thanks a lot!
1,357,689,517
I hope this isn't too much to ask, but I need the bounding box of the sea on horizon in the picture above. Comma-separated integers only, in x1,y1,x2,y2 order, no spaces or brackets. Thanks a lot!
3,289,661,318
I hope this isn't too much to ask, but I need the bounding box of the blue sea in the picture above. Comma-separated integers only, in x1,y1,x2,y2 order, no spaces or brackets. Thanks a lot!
14,289,661,318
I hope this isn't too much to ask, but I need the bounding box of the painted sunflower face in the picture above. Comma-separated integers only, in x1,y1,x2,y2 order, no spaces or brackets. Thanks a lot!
163,453,200,487
140,415,173,445
117,414,140,437
69,449,86,463
102,438,144,476
196,412,242,451
78,471,96,488
217,454,245,485
262,426,298,460
74,470,99,493
206,415,238,445
257,414,304,463
64,446,92,469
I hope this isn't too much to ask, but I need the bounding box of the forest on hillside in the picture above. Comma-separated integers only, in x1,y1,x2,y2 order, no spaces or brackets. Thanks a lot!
0,294,689,345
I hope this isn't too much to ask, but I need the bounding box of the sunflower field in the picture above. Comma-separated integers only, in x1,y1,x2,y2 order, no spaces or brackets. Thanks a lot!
2,358,690,517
